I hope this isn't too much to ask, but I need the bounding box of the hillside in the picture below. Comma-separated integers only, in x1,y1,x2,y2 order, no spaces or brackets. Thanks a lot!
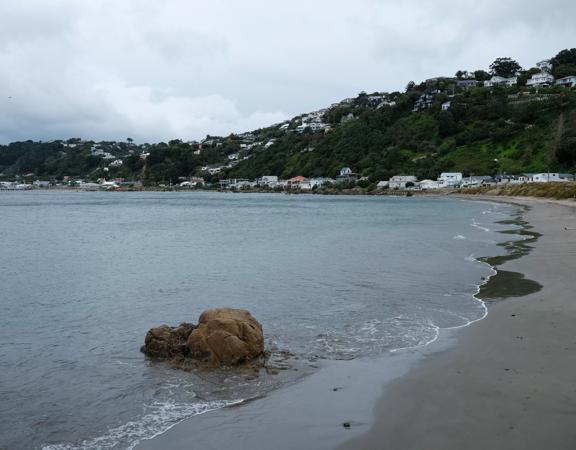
1,49,576,184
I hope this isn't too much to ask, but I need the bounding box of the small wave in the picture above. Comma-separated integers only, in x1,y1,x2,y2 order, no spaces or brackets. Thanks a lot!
471,219,491,232
453,235,466,240
42,399,243,450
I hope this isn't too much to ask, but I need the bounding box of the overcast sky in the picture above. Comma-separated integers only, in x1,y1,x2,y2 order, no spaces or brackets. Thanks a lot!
0,0,574,144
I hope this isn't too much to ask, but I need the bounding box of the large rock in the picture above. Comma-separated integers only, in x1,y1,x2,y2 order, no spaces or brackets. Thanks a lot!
141,309,264,368
141,322,196,359
187,308,264,366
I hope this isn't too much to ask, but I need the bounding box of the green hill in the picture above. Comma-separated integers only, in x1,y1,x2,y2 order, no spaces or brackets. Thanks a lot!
2,49,576,184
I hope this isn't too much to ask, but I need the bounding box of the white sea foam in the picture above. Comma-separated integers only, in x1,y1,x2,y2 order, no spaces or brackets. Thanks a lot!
42,399,243,450
471,219,491,232
453,235,466,240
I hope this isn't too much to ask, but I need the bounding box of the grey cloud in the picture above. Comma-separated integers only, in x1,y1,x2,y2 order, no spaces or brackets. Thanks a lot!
0,0,575,144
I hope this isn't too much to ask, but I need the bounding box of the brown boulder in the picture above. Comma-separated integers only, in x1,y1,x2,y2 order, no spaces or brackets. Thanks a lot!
141,322,196,358
187,308,264,366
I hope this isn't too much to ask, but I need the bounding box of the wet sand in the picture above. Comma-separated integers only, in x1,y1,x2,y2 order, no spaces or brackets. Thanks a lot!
137,196,576,450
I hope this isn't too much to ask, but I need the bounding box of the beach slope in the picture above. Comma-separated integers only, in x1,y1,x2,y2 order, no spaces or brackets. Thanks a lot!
341,197,576,450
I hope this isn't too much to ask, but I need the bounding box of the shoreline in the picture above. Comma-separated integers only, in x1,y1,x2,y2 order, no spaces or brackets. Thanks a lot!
133,196,556,450
341,196,576,450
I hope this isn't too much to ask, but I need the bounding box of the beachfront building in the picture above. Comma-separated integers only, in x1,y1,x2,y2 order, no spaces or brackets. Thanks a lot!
288,176,307,188
335,167,359,183
419,179,442,190
258,176,279,188
496,175,530,184
485,76,517,87
438,172,463,187
461,176,494,187
556,76,576,88
388,175,418,189
529,173,575,183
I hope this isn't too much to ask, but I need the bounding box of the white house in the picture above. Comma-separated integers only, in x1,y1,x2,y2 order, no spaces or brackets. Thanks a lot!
311,177,333,188
258,176,279,188
461,176,493,187
388,175,418,189
441,101,452,111
556,76,576,88
296,122,328,133
456,79,478,89
208,167,223,175
485,76,517,87
438,172,463,187
413,94,434,112
527,72,555,88
529,173,575,183
419,179,442,190
376,181,389,189
536,60,552,72
109,159,123,167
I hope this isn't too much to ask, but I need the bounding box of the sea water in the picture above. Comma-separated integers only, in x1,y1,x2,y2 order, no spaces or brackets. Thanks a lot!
0,192,518,449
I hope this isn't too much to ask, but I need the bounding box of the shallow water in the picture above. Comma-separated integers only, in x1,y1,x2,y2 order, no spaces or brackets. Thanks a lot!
0,192,518,449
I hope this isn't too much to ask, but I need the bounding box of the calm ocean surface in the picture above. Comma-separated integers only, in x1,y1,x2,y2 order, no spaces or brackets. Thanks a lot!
0,192,517,449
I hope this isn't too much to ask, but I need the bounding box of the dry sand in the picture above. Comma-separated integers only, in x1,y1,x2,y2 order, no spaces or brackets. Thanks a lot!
137,197,576,450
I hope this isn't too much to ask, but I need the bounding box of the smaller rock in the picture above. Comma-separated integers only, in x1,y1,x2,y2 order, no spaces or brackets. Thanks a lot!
141,322,196,359
342,422,351,429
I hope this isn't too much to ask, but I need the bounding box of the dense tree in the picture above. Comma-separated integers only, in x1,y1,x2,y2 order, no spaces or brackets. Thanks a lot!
489,58,522,78
550,48,576,79
474,70,491,81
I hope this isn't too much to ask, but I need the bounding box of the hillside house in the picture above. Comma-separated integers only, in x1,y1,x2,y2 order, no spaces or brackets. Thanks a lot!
527,72,554,88
456,79,478,89
556,76,576,88
536,60,553,72
441,101,452,111
485,76,517,87
109,159,123,167
412,94,434,112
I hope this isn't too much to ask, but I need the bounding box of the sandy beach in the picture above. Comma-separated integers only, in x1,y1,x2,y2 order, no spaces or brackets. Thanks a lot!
137,196,576,450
